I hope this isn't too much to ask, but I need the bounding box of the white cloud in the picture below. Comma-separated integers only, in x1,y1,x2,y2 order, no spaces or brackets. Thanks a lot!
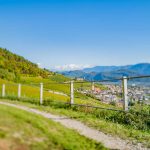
54,64,92,71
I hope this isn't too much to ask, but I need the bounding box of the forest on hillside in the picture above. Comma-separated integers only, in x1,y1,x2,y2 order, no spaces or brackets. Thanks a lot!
0,47,53,81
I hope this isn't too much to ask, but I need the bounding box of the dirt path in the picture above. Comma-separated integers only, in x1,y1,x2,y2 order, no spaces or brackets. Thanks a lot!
0,101,147,150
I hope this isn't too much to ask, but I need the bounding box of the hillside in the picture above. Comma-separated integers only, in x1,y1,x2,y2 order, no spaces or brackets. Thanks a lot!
0,47,70,83
0,47,54,81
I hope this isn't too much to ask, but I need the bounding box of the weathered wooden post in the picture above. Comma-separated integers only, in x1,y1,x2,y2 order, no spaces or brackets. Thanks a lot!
18,84,21,98
92,82,95,91
40,83,43,105
70,81,74,104
122,76,128,111
2,84,5,97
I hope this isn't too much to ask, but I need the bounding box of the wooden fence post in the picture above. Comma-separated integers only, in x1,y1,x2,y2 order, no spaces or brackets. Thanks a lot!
18,84,21,98
70,81,74,104
40,83,43,105
122,76,128,111
2,84,5,97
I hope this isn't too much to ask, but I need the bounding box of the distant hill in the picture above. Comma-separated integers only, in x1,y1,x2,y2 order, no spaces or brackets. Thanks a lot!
83,66,123,73
126,63,150,75
83,63,150,74
61,63,150,81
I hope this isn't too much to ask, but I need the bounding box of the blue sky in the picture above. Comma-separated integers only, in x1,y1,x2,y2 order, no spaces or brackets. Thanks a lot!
0,0,150,70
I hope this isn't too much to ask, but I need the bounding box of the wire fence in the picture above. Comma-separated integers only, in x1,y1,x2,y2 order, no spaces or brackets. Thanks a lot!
0,75,150,134
0,76,150,111
0,75,150,112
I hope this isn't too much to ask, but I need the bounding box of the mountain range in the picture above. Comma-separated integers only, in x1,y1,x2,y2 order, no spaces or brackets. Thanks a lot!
61,63,150,81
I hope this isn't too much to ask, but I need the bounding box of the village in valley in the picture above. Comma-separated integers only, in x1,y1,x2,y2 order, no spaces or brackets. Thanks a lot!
76,79,150,107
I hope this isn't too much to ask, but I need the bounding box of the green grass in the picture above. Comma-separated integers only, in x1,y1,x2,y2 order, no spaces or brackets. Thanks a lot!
0,78,70,102
0,104,107,150
1,99,150,148
20,76,70,94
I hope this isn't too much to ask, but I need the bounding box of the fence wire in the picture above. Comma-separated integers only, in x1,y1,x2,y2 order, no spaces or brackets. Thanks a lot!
0,75,150,111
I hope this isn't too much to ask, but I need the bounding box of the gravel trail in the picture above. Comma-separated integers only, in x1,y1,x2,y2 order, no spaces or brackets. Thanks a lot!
0,101,148,150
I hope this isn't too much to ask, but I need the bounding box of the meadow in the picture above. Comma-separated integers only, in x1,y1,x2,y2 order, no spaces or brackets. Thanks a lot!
0,104,107,150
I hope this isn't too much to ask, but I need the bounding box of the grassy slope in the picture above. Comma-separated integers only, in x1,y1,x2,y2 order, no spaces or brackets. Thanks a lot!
0,78,69,102
1,99,150,148
0,104,107,150
0,48,46,80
